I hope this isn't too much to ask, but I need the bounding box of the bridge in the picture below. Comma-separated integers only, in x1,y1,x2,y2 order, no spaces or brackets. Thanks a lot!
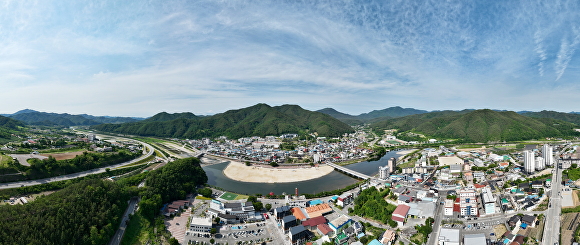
326,162,371,180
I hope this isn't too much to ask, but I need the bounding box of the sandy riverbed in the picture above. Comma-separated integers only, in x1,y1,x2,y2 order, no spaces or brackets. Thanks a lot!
223,161,334,183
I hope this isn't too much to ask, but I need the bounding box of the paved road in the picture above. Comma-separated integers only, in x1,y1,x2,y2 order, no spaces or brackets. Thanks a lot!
0,140,154,190
427,191,446,245
109,197,139,245
544,164,562,245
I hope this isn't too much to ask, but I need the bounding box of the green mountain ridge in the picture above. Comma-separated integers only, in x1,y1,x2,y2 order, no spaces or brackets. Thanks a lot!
371,109,580,142
8,111,140,126
143,112,199,122
92,104,354,138
317,106,428,125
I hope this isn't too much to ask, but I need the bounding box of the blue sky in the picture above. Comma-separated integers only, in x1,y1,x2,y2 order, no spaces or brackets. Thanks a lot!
2,0,580,117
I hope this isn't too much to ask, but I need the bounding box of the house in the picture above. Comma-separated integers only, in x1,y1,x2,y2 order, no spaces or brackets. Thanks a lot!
531,180,543,189
282,215,298,230
337,192,354,207
392,204,410,226
521,215,536,227
444,199,454,216
317,223,334,237
397,195,413,204
291,207,308,221
274,206,291,219
508,215,521,227
289,225,309,244
302,216,327,231
380,229,396,244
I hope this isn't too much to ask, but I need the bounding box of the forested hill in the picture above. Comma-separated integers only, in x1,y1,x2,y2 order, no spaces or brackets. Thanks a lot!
143,112,199,122
317,106,428,125
7,110,140,126
520,110,580,126
0,179,129,245
0,116,24,140
371,109,580,142
92,104,354,138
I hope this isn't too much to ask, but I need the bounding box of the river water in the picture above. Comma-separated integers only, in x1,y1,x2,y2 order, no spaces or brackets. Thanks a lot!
202,150,408,196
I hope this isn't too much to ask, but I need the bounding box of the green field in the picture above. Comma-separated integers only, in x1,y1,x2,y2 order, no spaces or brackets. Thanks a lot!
220,192,239,200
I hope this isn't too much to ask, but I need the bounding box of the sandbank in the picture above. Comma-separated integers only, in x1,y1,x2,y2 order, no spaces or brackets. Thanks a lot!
223,161,334,183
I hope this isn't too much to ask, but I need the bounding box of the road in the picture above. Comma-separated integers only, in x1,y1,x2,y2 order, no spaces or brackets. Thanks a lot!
543,163,562,245
109,197,139,245
427,191,446,245
0,140,154,190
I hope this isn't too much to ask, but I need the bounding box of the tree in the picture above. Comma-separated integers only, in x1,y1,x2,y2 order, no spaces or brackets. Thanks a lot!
210,228,217,235
245,161,251,166
169,237,179,245
572,164,578,169
214,217,221,224
210,238,215,244
270,162,279,167
199,188,212,198
265,203,272,211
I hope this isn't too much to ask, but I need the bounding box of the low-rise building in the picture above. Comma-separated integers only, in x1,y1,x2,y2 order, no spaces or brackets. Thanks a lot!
438,228,460,245
289,225,309,244
392,204,410,226
190,217,212,233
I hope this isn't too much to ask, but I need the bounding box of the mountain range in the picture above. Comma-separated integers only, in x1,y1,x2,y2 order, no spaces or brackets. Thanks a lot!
369,109,580,142
317,106,427,125
2,109,142,127
92,104,354,139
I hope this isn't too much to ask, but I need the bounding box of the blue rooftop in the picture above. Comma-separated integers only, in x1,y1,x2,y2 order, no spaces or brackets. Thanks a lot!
368,239,383,245
310,199,323,205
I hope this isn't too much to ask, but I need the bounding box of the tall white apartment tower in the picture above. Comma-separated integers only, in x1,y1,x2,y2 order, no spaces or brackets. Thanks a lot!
524,150,535,173
535,156,545,170
379,166,389,180
542,144,554,166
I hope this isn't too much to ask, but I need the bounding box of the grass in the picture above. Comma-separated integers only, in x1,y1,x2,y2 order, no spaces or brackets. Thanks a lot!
0,155,13,167
219,192,239,200
235,194,249,200
120,212,155,245
195,196,212,200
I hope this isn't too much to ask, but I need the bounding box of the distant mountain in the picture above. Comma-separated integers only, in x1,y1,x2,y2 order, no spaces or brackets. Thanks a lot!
92,104,354,139
7,111,141,126
357,106,428,120
317,106,428,125
371,109,580,142
520,110,580,126
316,108,363,125
143,112,199,122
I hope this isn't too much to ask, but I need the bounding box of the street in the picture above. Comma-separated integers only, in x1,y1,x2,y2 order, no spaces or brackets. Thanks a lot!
109,197,139,245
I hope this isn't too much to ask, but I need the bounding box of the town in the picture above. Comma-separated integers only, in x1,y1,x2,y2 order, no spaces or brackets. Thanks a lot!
153,129,575,245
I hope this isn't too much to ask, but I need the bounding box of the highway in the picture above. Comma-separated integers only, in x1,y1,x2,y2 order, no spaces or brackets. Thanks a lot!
0,140,154,190
543,163,562,245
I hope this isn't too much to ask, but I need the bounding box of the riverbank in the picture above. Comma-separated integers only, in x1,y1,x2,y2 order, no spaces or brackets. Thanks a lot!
223,161,334,183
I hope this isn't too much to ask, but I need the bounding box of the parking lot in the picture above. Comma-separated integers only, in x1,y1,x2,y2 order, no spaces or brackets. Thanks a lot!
442,220,502,231
184,221,275,244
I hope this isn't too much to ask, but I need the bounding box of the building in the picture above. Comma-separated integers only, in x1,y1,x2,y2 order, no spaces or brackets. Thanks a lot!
379,166,389,180
291,207,308,221
464,233,486,245
304,203,333,218
444,199,454,216
282,215,298,230
481,187,496,215
524,150,535,173
289,225,309,244
388,157,397,173
543,144,553,166
336,192,353,207
274,206,291,219
380,230,396,245
392,204,410,226
217,213,237,224
438,228,460,245
459,189,478,216
535,156,545,170
317,223,333,237
328,215,352,233
302,216,327,231
190,217,212,233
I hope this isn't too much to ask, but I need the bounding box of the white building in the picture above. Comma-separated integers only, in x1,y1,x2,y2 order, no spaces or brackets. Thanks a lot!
543,144,553,166
438,228,460,245
480,187,496,215
379,166,389,180
535,156,545,171
444,199,454,216
524,150,535,173
459,189,478,216
190,217,212,233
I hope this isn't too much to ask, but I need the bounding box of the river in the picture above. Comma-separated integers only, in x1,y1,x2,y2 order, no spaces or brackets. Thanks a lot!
202,150,409,196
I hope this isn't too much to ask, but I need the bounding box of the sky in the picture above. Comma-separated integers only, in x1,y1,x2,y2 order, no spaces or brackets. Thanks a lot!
1,0,580,117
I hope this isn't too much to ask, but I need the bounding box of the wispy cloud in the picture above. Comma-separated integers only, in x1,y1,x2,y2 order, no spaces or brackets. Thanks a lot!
1,0,580,116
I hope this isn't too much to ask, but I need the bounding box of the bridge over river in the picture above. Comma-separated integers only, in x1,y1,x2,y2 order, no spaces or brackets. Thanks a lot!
325,162,372,180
